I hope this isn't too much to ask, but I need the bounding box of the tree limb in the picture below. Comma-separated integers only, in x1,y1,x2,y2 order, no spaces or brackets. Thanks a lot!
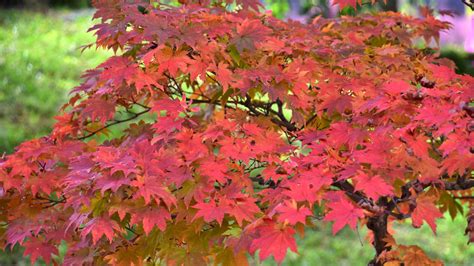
462,0,474,11
78,107,151,140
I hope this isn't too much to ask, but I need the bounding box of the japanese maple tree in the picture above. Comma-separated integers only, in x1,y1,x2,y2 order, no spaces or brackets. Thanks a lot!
1,0,473,265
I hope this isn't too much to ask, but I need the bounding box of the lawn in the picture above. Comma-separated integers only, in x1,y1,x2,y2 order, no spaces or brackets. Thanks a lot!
0,9,472,266
0,9,109,154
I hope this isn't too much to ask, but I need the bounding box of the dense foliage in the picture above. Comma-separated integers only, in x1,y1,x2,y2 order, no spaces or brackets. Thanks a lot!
0,0,473,265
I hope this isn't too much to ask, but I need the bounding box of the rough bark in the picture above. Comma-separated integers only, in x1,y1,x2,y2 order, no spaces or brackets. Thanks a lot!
367,213,390,266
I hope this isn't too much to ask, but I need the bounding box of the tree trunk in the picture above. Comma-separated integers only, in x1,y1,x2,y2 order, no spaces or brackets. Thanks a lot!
382,0,398,12
367,213,390,266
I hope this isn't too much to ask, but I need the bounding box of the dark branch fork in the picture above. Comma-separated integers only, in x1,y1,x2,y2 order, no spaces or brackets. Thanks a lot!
462,0,474,11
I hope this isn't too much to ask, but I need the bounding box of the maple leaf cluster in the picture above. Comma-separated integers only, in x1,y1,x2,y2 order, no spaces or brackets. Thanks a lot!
0,0,473,265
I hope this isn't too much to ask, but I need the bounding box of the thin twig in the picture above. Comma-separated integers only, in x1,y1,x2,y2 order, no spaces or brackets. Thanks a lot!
78,107,151,140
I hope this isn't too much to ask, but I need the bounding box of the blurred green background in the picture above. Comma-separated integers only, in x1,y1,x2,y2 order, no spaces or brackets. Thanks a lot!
0,0,473,265
0,9,109,154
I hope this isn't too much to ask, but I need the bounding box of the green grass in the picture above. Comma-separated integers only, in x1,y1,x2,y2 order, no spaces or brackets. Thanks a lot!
0,9,109,153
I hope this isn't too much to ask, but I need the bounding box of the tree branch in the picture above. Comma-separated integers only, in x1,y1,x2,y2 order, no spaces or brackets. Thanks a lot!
387,176,474,213
453,196,474,200
78,107,151,140
445,179,474,190
462,0,474,11
332,180,381,213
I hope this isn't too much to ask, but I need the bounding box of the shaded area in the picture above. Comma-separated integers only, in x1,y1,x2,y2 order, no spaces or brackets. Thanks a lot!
442,48,474,76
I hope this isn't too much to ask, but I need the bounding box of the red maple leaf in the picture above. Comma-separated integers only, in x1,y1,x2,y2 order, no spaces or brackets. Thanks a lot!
412,196,443,233
382,79,411,96
99,56,137,86
250,222,297,263
5,221,43,247
276,200,312,225
324,198,365,234
224,197,261,226
333,0,362,9
81,217,120,244
144,46,191,76
23,238,58,265
283,167,333,204
232,19,271,52
95,172,132,194
192,200,230,226
320,94,352,115
188,57,209,81
81,97,116,124
215,62,233,92
132,175,177,207
441,152,474,177
353,172,393,200
28,171,56,196
93,147,137,176
131,207,171,234
200,158,229,184
134,70,160,91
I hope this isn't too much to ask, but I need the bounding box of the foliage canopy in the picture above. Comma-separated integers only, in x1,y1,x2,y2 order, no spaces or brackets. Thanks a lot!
0,0,473,265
